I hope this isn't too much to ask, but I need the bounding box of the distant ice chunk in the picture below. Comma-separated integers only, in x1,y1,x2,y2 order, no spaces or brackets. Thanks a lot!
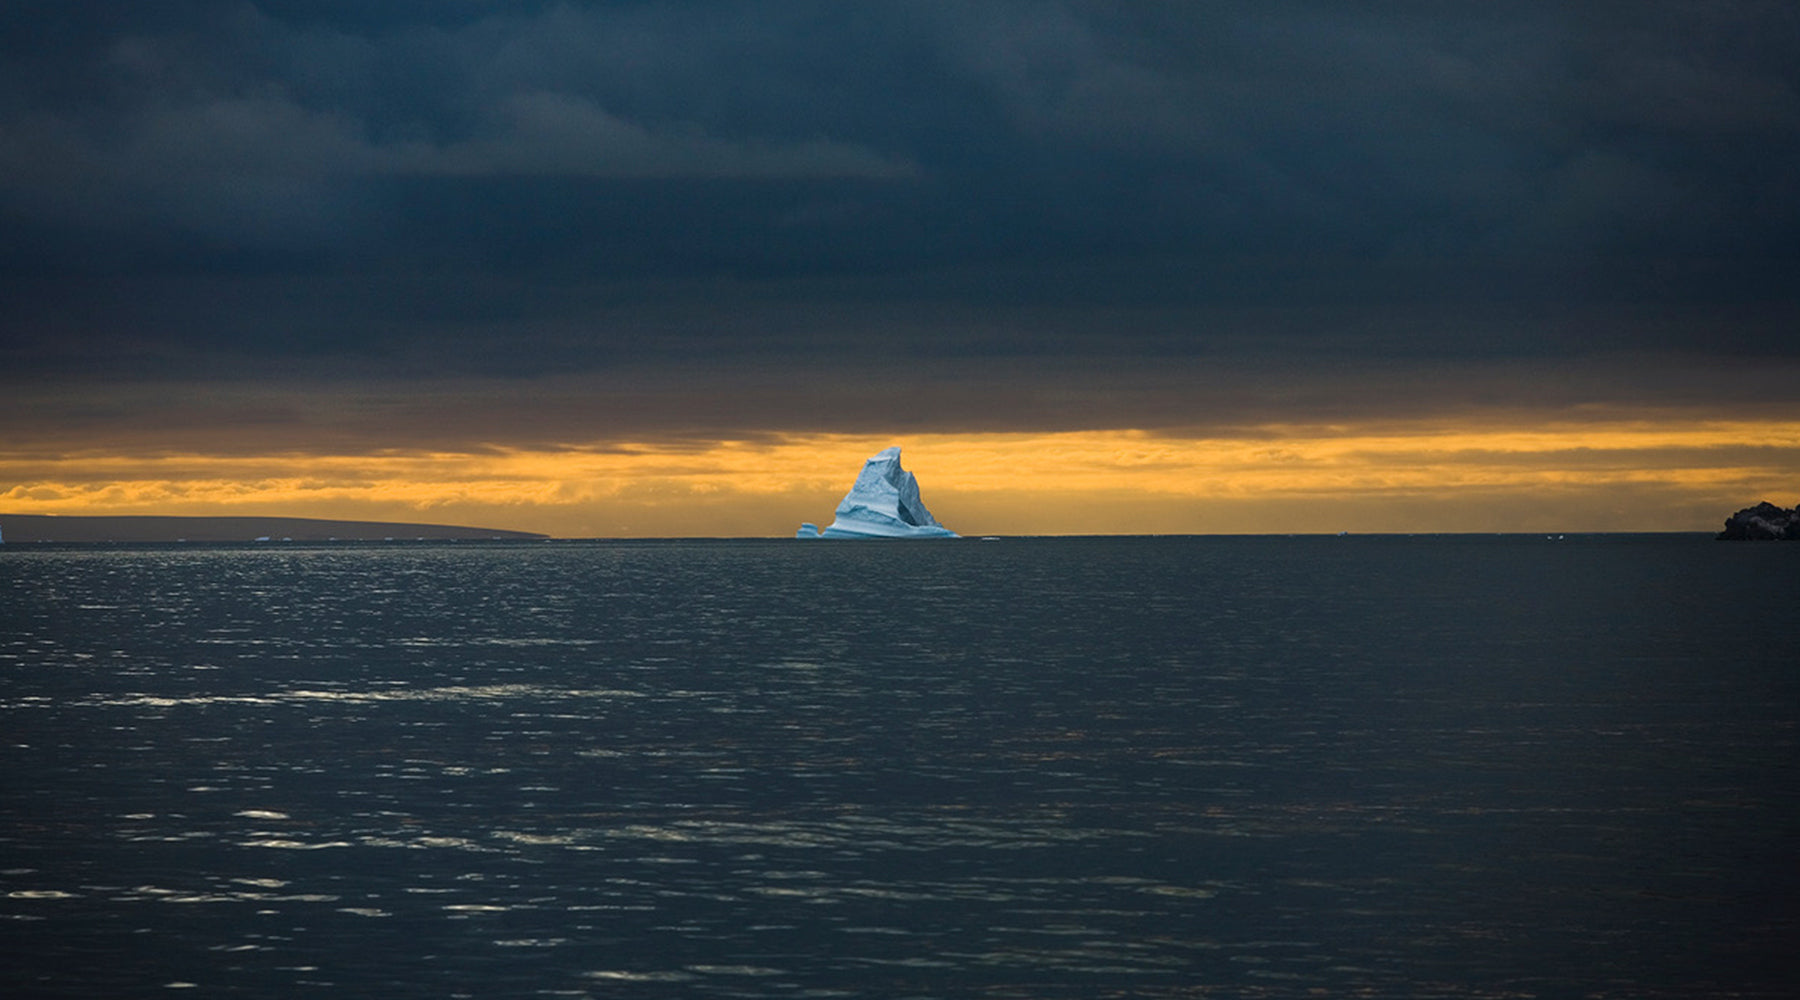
797,447,959,539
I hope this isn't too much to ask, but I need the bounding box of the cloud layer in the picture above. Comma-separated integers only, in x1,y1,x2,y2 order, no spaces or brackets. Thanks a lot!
3,2,1796,531
6,4,1793,278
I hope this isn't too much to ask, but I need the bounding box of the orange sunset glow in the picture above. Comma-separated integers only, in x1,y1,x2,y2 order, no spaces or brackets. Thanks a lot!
6,419,1794,537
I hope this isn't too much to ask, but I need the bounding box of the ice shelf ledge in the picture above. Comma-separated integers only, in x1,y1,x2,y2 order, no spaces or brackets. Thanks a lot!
797,446,959,539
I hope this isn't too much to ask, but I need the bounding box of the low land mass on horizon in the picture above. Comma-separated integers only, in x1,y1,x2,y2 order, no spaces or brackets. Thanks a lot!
0,514,546,544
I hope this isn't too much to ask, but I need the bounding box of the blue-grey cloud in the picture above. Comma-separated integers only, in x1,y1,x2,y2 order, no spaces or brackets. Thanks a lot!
1,1,1796,404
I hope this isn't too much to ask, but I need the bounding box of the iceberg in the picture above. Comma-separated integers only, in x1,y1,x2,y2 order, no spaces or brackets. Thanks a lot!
797,446,959,539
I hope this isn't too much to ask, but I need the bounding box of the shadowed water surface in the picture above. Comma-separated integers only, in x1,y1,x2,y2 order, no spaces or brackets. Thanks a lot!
3,536,1796,997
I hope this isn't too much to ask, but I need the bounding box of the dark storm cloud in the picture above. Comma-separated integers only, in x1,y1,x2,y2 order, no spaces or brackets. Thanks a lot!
2,1,1797,394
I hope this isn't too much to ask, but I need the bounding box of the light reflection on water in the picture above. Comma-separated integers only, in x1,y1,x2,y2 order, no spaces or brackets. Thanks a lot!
2,537,1797,997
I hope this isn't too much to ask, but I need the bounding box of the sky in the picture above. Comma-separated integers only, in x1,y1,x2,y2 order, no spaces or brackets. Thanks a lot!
3,1,1797,537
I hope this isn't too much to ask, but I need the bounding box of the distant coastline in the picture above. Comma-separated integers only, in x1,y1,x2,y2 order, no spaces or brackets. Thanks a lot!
0,514,547,544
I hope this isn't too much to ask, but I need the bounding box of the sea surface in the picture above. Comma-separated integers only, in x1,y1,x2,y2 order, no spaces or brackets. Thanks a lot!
2,535,1795,998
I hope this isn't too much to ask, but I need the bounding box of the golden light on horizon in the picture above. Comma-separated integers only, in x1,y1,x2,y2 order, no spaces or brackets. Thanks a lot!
4,419,1796,537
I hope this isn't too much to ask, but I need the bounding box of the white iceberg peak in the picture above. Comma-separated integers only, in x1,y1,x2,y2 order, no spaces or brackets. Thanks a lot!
797,446,959,539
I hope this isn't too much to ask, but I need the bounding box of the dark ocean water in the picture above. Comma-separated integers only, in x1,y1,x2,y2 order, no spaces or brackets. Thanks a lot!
2,535,1796,998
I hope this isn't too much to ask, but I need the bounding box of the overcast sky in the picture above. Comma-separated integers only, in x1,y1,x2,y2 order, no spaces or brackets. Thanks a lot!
3,2,1796,534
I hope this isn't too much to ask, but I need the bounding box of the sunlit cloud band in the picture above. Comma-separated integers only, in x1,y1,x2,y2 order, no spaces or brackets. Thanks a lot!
6,420,1796,536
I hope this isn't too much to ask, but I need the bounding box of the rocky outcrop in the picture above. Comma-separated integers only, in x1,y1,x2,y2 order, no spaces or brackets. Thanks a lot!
1717,501,1799,540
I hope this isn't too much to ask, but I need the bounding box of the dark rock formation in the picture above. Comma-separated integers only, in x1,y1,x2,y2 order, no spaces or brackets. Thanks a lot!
1717,501,1800,540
